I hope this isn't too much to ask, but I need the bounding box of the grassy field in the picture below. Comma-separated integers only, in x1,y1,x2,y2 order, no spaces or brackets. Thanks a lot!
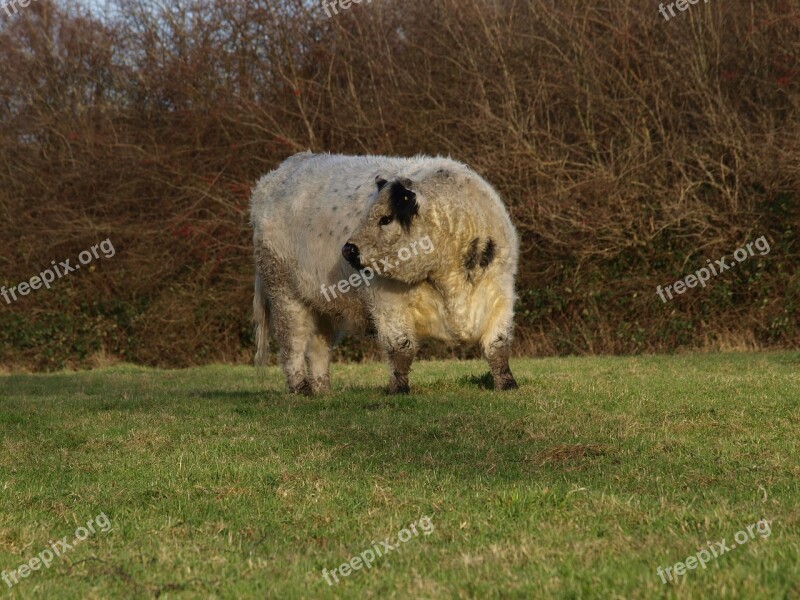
0,353,798,599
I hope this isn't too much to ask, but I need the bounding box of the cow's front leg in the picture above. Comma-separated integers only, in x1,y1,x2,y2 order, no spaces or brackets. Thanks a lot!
381,331,417,395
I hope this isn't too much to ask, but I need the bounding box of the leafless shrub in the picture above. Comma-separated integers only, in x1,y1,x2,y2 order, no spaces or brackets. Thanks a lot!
0,0,797,369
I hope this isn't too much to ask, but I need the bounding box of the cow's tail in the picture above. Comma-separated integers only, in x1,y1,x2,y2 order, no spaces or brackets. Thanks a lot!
253,271,270,367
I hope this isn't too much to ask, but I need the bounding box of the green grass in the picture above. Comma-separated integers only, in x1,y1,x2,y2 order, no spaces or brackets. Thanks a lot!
1,352,799,599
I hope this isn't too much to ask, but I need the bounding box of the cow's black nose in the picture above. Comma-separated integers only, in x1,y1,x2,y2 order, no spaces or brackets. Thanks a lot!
342,243,362,269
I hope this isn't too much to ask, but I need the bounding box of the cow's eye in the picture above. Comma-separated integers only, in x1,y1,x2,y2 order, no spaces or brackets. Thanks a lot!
378,215,393,227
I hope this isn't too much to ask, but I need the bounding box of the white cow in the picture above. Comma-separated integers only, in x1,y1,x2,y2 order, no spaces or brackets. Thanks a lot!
250,152,519,394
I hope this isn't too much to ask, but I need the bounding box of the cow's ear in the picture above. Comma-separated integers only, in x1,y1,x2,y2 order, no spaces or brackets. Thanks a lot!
376,177,388,191
389,180,418,230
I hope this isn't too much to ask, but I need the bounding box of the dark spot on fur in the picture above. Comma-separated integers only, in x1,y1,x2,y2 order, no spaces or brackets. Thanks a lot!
332,205,338,211
329,230,334,236
480,238,496,268
376,177,388,191
366,316,378,337
389,181,418,231
366,319,378,338
464,238,480,271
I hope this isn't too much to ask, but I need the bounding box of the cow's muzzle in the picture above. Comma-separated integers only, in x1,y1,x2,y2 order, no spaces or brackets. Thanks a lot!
342,242,363,270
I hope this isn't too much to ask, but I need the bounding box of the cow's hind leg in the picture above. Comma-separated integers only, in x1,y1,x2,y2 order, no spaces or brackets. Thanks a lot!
270,290,315,395
306,316,334,394
483,333,518,390
481,303,518,391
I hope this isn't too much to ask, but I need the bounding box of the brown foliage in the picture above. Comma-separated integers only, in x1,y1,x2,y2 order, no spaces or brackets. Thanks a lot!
0,0,798,370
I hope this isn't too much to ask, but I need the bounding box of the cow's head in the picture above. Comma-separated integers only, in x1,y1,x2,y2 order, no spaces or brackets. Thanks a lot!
343,176,437,284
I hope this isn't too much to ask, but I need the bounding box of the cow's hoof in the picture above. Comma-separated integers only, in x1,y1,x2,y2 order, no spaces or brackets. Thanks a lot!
387,384,410,395
290,379,313,396
497,377,518,391
310,376,331,395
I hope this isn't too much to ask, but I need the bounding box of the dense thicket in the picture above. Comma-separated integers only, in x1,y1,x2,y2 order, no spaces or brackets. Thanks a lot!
1,0,798,370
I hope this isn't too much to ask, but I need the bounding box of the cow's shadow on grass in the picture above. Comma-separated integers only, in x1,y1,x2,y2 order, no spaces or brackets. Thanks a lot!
460,371,495,389
190,390,266,402
0,373,291,414
284,377,615,483
0,373,99,399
